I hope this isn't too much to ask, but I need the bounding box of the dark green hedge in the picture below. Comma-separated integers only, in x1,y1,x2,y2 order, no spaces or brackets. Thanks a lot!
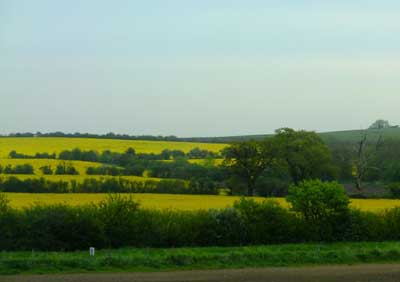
0,195,399,251
0,177,218,195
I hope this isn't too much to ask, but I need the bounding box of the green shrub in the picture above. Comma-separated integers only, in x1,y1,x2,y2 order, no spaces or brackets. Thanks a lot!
287,180,350,241
386,183,400,198
0,194,20,250
345,209,384,242
97,194,140,248
381,207,400,240
0,193,10,212
21,204,104,251
208,208,246,246
233,198,297,244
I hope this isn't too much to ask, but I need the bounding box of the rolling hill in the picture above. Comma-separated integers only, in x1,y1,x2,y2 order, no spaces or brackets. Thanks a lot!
183,127,400,144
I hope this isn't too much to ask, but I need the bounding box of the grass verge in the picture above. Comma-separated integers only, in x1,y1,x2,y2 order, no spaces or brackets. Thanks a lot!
1,242,400,275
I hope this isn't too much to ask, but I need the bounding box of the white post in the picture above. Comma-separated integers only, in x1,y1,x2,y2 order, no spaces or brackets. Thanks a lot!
89,247,95,256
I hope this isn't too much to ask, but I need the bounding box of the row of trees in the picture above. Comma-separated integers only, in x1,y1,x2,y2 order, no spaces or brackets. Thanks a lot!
0,177,218,194
10,147,220,163
0,163,79,176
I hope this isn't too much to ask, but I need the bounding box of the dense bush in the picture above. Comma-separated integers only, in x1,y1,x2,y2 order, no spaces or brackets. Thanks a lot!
287,180,350,241
287,180,350,222
1,192,400,251
86,166,128,176
0,164,34,174
86,165,145,177
55,163,79,175
386,183,400,198
9,150,56,159
233,198,298,244
39,165,53,175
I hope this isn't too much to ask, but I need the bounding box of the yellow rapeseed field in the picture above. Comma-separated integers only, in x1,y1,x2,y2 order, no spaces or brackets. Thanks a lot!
162,159,224,165
4,193,400,212
0,137,225,182
0,159,102,176
0,174,161,183
0,137,227,158
1,137,397,214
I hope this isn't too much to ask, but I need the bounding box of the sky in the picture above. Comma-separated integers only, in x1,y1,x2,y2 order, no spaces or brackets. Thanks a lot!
1,0,399,137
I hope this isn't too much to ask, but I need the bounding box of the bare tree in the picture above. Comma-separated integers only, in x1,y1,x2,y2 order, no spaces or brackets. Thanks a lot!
353,132,383,191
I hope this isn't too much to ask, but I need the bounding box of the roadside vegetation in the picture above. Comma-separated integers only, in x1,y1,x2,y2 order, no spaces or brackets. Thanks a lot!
1,242,400,275
1,181,400,252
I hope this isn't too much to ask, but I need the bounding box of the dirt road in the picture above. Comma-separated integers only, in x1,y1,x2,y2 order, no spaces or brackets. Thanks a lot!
1,264,400,282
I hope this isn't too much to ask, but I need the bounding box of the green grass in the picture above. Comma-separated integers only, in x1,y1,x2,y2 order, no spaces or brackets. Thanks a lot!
191,127,400,143
2,242,400,275
319,128,400,143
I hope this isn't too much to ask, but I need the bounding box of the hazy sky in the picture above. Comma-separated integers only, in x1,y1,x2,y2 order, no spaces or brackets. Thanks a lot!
1,1,399,137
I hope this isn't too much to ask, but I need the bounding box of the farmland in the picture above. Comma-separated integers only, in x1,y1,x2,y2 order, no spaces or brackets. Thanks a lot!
0,137,225,188
0,174,161,183
4,193,400,212
0,158,163,183
0,138,226,158
1,134,400,265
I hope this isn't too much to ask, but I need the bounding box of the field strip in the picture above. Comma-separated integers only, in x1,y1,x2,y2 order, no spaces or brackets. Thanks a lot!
0,137,227,158
4,193,400,211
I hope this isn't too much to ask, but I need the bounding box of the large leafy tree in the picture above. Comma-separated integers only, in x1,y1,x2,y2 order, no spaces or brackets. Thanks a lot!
223,140,276,196
369,119,391,130
273,128,336,185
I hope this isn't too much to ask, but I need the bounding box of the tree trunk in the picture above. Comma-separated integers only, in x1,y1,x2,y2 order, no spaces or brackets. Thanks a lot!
355,177,363,192
247,181,255,196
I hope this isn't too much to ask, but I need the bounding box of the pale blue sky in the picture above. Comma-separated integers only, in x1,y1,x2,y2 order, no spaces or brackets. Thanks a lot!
1,0,399,136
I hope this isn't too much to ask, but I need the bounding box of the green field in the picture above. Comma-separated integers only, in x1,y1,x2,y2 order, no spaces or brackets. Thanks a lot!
319,128,400,143
1,242,400,275
190,127,400,143
0,137,227,158
4,193,400,212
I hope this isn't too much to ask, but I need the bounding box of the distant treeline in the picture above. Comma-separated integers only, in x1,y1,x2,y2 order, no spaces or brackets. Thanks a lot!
0,177,218,194
3,132,182,141
1,131,241,143
1,132,228,143
3,124,400,144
